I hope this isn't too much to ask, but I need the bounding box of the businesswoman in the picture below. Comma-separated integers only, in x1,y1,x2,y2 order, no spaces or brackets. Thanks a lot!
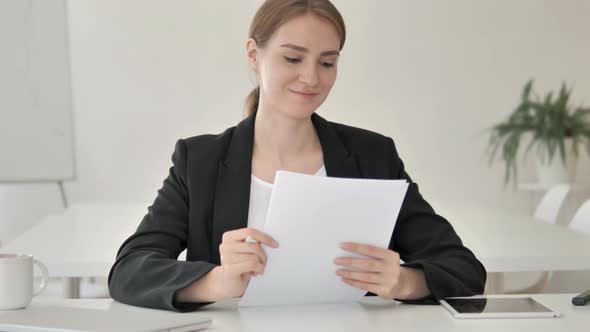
109,0,486,311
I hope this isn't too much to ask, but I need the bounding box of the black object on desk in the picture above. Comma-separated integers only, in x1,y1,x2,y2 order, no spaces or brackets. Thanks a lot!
572,290,590,306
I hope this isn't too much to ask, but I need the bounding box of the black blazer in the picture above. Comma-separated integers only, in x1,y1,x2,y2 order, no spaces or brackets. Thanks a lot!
108,113,486,312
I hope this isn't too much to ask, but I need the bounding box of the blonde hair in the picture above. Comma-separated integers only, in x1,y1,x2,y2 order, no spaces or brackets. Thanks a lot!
244,0,346,117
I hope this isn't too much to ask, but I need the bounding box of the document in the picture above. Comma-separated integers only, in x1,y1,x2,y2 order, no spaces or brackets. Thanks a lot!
239,171,409,307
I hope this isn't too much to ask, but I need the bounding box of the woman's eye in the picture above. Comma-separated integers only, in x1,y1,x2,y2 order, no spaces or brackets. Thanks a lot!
284,57,301,63
321,62,334,68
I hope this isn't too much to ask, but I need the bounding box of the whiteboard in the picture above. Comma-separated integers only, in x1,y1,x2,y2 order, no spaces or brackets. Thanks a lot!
0,0,74,182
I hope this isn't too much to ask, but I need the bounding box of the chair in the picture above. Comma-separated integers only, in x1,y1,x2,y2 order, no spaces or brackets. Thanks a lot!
505,184,571,294
568,199,590,234
533,184,571,224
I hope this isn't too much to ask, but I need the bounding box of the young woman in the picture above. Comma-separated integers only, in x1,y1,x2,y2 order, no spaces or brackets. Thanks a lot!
109,0,486,312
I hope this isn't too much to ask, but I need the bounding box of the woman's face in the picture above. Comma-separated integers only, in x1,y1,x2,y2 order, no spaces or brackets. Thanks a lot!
248,14,341,120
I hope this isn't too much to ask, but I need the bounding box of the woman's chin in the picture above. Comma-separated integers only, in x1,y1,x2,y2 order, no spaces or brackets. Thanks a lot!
282,107,317,120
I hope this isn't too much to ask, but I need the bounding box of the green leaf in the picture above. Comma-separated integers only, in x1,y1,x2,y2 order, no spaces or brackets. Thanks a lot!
486,80,590,184
522,80,534,101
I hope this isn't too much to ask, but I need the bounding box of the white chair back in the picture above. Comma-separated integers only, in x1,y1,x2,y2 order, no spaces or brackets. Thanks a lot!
568,199,590,234
533,184,571,224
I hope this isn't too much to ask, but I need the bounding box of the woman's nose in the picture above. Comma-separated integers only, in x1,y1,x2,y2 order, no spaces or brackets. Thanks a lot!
299,63,320,87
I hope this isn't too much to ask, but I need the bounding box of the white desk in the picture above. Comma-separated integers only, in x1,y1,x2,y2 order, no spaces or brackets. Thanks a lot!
0,294,588,332
2,204,589,298
1,204,146,298
437,204,590,293
517,183,580,191
443,207,590,273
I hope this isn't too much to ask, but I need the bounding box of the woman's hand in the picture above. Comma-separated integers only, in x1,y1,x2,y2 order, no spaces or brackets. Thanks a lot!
334,242,408,299
218,228,279,299
334,243,401,299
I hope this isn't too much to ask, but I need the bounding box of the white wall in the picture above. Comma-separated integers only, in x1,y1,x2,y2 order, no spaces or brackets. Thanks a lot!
1,0,589,246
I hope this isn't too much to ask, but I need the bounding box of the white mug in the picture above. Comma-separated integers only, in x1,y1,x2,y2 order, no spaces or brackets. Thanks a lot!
0,253,49,310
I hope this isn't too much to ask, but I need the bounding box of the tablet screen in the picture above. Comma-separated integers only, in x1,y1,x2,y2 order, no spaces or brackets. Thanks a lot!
444,297,553,314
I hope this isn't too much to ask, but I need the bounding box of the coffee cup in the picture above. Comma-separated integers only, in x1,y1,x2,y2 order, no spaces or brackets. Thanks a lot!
0,253,49,310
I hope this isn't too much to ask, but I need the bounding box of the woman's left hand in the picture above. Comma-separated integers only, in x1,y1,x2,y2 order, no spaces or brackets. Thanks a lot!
334,242,403,299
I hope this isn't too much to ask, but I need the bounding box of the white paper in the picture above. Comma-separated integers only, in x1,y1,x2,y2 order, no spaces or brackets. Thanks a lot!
239,170,409,307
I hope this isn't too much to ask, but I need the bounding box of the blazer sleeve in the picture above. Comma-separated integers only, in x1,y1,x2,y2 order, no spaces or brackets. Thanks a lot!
108,139,216,312
386,138,487,303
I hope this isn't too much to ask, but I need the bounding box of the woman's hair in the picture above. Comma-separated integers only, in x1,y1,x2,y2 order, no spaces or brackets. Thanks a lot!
244,0,346,117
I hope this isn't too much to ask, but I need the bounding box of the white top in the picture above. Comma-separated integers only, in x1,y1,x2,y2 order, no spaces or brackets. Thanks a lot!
247,166,326,231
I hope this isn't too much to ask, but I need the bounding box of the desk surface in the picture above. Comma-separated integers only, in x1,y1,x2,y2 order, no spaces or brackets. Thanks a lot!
0,294,588,332
517,183,588,191
2,204,590,278
2,204,144,277
437,205,590,272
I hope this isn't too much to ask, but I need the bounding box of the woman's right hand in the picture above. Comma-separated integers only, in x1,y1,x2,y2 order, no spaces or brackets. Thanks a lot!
217,228,279,299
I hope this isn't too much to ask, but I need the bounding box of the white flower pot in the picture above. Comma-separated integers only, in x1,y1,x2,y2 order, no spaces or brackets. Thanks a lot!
534,140,577,185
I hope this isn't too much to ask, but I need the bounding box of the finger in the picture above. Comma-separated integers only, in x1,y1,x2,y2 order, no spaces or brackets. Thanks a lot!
333,257,383,272
341,278,389,297
336,269,383,284
221,242,268,265
223,228,279,248
340,242,388,259
221,252,260,265
231,259,265,276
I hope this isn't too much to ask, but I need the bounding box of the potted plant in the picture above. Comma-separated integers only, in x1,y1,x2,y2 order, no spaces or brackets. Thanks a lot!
487,80,590,185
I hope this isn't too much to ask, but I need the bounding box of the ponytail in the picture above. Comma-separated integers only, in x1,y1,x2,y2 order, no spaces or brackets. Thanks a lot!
243,86,260,118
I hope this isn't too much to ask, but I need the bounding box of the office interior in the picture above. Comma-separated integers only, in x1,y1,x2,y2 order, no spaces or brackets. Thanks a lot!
1,0,589,300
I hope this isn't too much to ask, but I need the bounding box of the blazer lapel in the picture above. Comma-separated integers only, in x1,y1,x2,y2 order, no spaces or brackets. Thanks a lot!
312,113,361,179
211,115,255,263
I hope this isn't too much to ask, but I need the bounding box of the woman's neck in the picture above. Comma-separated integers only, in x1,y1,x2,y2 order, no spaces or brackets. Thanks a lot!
253,106,321,165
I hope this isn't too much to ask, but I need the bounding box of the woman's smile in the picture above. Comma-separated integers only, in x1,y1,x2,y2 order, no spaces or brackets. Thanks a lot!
289,89,319,99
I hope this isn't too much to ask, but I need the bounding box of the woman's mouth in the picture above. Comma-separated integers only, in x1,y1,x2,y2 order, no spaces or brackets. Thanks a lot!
289,89,319,99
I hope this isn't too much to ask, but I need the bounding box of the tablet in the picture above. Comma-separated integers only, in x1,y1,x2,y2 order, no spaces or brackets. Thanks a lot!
440,296,562,319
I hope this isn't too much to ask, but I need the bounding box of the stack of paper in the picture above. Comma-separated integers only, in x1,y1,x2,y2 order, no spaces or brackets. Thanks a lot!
239,171,408,307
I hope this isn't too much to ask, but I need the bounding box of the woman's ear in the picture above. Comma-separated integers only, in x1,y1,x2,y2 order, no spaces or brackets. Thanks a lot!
246,38,258,71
